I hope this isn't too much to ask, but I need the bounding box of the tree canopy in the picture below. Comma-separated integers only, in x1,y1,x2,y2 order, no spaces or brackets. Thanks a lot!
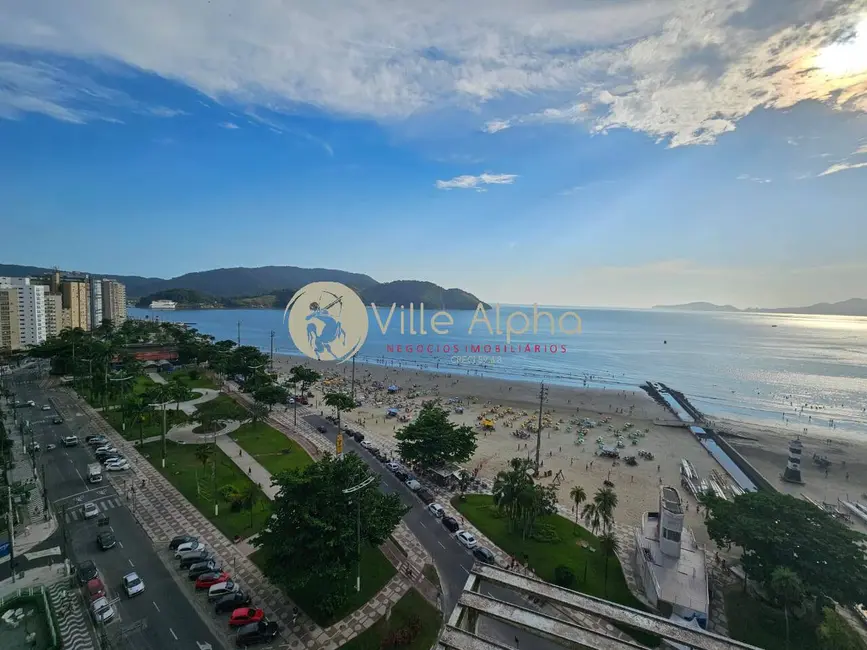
252,383,289,410
492,457,558,539
255,453,407,615
703,490,867,605
395,400,478,469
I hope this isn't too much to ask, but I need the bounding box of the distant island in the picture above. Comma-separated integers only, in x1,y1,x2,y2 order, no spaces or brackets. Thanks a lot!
652,298,867,317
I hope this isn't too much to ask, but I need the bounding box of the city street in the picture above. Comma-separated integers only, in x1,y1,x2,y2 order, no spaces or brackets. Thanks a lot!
5,376,225,650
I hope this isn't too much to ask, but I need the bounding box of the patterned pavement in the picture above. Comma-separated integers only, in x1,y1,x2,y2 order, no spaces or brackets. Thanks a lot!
46,580,97,650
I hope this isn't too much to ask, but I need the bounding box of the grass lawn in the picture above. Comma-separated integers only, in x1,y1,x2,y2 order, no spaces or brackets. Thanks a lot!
81,374,155,408
196,394,250,421
141,440,271,540
103,406,189,442
724,589,829,650
453,494,658,646
250,545,397,627
230,421,313,475
338,588,442,650
162,368,219,390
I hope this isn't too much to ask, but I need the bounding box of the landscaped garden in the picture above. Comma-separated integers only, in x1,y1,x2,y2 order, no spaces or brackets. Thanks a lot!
338,588,442,650
104,405,189,442
161,368,219,390
141,440,271,539
229,421,313,475
81,373,155,409
194,394,250,421
250,544,396,627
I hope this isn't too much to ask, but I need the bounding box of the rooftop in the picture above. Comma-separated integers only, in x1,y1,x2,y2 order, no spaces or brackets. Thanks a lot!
638,514,708,615
661,486,683,514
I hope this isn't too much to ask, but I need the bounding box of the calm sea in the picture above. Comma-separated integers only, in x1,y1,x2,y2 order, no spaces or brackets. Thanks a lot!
130,306,867,436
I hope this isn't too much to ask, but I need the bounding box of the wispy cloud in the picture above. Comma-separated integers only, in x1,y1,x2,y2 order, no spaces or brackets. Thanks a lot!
818,161,867,177
219,121,240,129
482,120,511,134
148,106,188,118
736,174,771,184
559,179,614,195
435,173,517,191
245,111,334,156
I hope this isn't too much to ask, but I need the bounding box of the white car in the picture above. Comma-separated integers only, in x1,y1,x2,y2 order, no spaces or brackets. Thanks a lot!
427,504,445,518
406,480,421,491
456,530,477,549
386,461,401,472
175,540,207,556
90,596,115,623
62,436,79,447
42,405,51,411
83,502,100,519
26,400,35,407
123,572,145,597
106,461,130,471
95,445,117,454
208,580,240,601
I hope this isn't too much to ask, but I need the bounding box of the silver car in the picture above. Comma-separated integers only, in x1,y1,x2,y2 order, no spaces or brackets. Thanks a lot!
123,572,145,597
83,502,100,519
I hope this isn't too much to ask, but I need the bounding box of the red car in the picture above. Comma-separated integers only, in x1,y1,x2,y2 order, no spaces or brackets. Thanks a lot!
195,571,230,589
229,607,265,627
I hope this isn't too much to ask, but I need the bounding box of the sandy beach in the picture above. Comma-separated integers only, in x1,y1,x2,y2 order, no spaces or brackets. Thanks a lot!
271,356,867,541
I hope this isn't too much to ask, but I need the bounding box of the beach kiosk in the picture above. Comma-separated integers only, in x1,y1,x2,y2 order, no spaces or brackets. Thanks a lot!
386,408,399,418
387,385,400,393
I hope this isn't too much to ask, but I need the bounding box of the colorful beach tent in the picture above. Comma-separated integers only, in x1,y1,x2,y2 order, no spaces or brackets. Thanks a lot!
387,385,399,392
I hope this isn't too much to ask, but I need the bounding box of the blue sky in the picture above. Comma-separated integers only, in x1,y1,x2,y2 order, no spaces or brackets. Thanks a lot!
2,0,867,308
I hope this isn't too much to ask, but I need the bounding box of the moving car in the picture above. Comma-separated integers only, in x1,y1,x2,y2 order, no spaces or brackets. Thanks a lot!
441,516,460,533
28,441,40,453
427,504,445,518
229,607,265,627
215,591,251,614
179,550,212,569
188,560,219,579
90,596,115,624
456,530,478,549
316,425,327,433
53,417,63,425
83,502,100,519
62,435,79,447
235,621,280,647
195,571,230,589
208,581,240,601
46,444,56,451
42,404,51,411
26,400,36,407
86,578,106,601
169,534,198,550
472,547,496,564
77,560,98,584
175,540,207,555
97,531,116,550
123,572,146,597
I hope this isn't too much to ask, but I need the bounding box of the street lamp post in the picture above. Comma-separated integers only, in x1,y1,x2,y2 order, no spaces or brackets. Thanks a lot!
342,476,376,593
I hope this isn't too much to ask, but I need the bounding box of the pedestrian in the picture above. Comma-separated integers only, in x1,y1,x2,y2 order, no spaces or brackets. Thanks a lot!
515,636,520,648
248,467,252,475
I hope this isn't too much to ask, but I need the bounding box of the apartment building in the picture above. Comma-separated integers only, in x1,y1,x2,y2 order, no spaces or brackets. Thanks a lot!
0,287,22,351
61,279,90,330
101,279,127,324
0,277,47,347
44,293,63,337
89,276,103,328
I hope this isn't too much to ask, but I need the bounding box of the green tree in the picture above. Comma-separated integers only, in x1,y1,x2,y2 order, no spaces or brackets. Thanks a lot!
593,486,619,533
167,378,194,413
492,457,555,539
255,453,407,617
237,482,259,527
703,491,867,605
192,407,222,434
581,502,602,535
598,531,621,597
769,566,805,650
289,365,321,395
457,470,472,500
395,401,478,469
817,607,866,650
252,382,289,411
225,346,270,384
195,444,214,469
569,485,587,531
324,392,355,441
249,401,270,426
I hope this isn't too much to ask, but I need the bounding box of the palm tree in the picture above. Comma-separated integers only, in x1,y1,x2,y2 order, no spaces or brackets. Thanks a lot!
457,471,472,501
324,392,355,447
581,501,602,534
493,457,534,534
769,566,804,650
598,531,621,597
168,379,193,413
249,401,269,426
593,486,619,533
569,485,587,532
238,483,259,528
195,444,214,469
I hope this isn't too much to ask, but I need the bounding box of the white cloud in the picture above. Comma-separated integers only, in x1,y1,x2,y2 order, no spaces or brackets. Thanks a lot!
1,0,867,147
435,172,517,190
219,121,239,129
736,173,771,183
818,160,867,175
148,106,188,118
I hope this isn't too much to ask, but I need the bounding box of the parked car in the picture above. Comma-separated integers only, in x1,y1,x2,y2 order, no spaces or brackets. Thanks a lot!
28,441,40,452
83,502,100,519
352,431,365,443
107,460,130,471
406,480,421,491
472,547,496,564
394,470,408,482
98,454,123,465
316,425,327,433
169,534,198,550
179,550,212,569
427,503,445,518
90,596,115,624
456,530,478,549
360,440,375,450
77,560,98,584
208,581,240,601
86,435,107,445
97,531,116,550
215,591,251,614
94,445,117,454
441,516,460,533
175,540,207,556
86,578,106,601
373,450,388,462
53,417,63,425
229,607,265,627
42,405,51,411
386,461,401,472
123,572,146,597
189,559,219,578
196,571,230,589
235,621,280,647
416,489,435,505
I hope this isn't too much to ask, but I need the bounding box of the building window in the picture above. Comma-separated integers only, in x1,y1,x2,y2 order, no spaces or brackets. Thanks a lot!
662,527,681,543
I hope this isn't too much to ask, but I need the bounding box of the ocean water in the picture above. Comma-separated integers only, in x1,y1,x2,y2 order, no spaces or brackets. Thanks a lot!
130,306,867,436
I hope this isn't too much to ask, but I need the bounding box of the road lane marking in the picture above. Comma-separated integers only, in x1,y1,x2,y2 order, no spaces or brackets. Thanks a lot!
153,601,160,612
418,522,426,528
461,566,470,574
128,559,135,567
169,628,178,640
438,541,446,549
118,541,124,549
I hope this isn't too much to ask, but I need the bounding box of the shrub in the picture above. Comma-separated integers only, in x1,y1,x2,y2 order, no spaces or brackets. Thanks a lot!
554,565,575,588
531,523,560,543
380,616,422,648
188,369,200,380
218,484,241,502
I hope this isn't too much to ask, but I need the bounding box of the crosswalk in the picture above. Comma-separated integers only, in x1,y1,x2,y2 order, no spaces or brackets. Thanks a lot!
63,497,123,523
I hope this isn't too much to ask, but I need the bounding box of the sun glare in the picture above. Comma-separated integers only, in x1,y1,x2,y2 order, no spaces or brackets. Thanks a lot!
816,18,867,77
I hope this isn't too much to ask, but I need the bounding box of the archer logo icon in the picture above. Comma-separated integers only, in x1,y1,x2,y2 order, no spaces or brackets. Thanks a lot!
284,282,368,362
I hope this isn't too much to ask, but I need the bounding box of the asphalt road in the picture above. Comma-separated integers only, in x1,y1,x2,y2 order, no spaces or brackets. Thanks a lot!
302,412,566,650
7,377,225,650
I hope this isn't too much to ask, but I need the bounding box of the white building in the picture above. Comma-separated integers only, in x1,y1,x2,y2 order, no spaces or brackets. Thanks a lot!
149,300,177,310
0,277,47,347
89,276,103,329
634,486,709,627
